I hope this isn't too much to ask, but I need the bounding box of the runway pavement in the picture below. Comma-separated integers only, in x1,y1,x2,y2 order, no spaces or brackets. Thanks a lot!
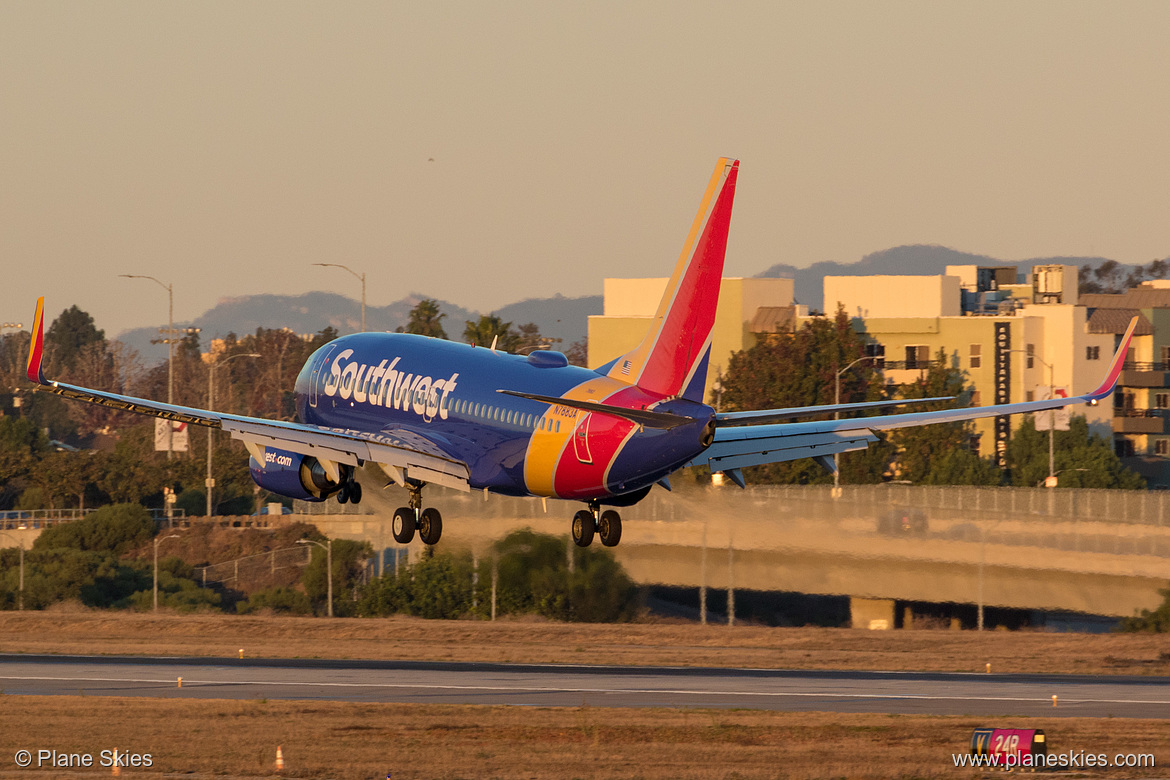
2,654,1168,718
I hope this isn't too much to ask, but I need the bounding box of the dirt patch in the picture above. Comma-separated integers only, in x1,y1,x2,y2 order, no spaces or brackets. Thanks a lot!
0,697,1166,779
3,611,1170,675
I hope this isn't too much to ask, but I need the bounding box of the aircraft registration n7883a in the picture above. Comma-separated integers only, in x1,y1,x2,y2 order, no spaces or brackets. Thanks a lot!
25,159,1137,548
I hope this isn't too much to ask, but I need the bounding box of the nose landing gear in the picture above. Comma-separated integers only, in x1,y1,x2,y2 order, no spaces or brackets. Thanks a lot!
571,503,622,548
391,484,443,546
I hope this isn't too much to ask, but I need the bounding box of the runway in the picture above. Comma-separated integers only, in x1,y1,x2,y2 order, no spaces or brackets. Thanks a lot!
2,654,1168,718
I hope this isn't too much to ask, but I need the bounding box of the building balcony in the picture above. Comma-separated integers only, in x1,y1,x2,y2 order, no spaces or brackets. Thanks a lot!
1113,408,1170,434
1119,363,1170,388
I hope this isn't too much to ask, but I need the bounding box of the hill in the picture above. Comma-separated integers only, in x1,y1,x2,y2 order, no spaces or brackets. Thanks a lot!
117,292,601,364
756,244,1116,311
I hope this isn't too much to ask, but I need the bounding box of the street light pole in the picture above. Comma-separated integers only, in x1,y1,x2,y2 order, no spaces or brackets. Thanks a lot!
206,352,261,516
0,531,25,610
121,275,176,459
298,538,333,617
1009,350,1057,486
153,534,180,611
833,356,876,492
313,263,366,332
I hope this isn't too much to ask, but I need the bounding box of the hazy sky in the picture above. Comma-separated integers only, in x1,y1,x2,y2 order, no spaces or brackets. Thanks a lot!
3,2,1169,338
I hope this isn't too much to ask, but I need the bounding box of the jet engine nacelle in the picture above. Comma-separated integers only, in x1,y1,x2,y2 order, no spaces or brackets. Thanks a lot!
248,447,350,502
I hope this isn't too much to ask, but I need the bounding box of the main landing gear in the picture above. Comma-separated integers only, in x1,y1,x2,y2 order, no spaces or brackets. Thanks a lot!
571,502,622,548
334,472,363,505
392,484,443,546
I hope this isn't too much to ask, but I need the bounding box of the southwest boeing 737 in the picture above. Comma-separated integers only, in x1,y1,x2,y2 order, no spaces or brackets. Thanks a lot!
25,159,1136,548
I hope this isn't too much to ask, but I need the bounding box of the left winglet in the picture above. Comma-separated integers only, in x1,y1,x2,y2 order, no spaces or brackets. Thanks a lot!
26,297,46,384
1085,314,1138,401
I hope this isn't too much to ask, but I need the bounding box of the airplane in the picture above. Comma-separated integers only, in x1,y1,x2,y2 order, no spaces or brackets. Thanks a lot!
25,158,1137,548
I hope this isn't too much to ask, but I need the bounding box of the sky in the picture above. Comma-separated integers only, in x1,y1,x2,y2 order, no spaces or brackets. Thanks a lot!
3,2,1170,338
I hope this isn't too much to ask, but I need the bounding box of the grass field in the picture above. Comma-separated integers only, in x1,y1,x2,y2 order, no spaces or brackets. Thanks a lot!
2,610,1169,676
0,696,1167,780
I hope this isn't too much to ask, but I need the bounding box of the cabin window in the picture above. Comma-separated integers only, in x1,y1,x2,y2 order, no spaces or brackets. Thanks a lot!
507,410,514,425
555,421,561,433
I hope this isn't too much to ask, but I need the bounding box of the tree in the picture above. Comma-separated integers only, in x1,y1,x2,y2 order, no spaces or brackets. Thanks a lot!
400,299,447,339
1119,585,1170,632
463,314,521,352
719,308,891,484
1006,415,1144,489
888,348,1001,485
45,305,104,373
564,338,588,367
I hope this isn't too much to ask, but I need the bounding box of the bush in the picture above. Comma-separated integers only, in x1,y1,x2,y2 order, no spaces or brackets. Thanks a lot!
34,503,154,555
236,587,312,615
1118,586,1170,632
490,528,639,622
360,550,475,619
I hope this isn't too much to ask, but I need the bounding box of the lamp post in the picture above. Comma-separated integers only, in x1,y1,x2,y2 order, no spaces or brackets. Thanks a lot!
206,352,261,516
1009,350,1057,486
0,531,25,610
121,275,176,458
313,263,366,332
297,538,333,617
833,356,877,491
153,534,180,611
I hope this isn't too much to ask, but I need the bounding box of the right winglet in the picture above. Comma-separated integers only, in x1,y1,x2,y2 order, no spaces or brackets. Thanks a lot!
26,297,45,385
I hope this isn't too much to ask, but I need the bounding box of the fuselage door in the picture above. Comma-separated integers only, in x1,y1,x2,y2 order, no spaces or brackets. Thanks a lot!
308,345,339,409
573,412,593,464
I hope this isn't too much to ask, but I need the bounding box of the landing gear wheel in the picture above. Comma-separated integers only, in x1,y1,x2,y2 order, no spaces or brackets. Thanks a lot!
598,510,622,547
349,481,362,505
572,510,595,547
418,508,443,545
336,484,350,504
392,507,416,544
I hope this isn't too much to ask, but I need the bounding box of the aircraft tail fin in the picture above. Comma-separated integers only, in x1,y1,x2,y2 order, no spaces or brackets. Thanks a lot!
26,296,45,384
604,158,738,401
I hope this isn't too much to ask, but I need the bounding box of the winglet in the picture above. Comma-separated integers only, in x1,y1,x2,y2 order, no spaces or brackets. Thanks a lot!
26,297,46,385
1086,315,1138,401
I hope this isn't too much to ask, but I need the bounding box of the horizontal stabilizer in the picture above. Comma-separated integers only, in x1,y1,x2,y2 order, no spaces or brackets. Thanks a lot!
716,396,954,426
496,389,694,429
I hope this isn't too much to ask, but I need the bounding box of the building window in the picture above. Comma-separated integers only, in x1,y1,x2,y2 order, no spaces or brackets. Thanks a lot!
1162,346,1170,369
969,344,981,369
905,345,929,369
1156,439,1169,456
970,390,982,406
1026,343,1035,369
1157,393,1169,409
1086,346,1100,361
865,343,886,369
1116,437,1136,458
1025,391,1034,403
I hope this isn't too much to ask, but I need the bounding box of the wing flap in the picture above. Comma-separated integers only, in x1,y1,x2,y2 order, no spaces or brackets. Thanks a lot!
690,428,878,472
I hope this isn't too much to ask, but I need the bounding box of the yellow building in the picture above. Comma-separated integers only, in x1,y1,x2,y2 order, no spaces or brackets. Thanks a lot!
588,277,797,405
817,265,1127,474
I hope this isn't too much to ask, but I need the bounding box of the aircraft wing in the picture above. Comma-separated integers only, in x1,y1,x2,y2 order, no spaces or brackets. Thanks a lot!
689,316,1138,483
23,298,470,492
